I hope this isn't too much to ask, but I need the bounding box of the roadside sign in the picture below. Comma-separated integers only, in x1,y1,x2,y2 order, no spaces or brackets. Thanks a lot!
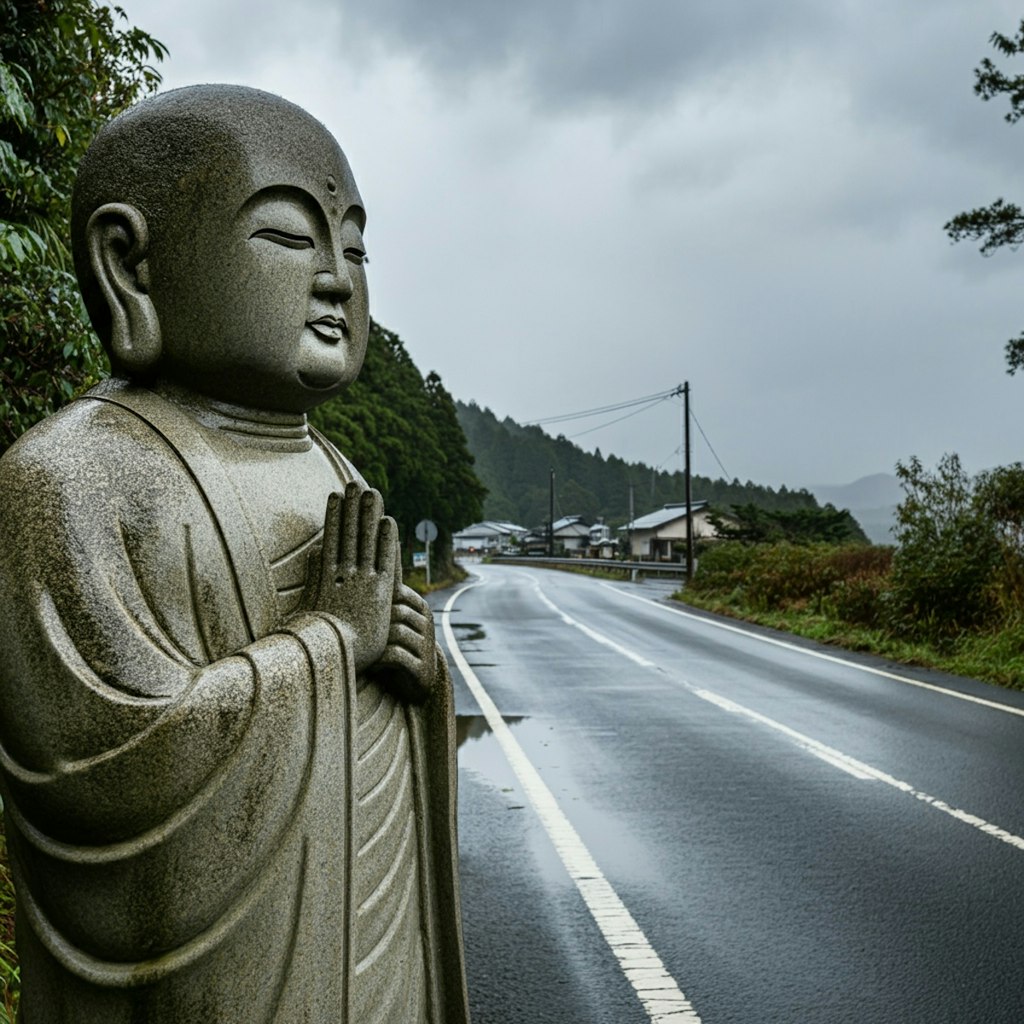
415,519,438,543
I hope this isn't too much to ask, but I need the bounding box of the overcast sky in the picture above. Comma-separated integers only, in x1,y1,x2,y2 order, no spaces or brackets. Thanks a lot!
123,0,1024,490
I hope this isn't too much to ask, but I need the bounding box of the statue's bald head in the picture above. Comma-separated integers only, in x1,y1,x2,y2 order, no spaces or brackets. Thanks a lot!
72,85,362,352
70,85,370,411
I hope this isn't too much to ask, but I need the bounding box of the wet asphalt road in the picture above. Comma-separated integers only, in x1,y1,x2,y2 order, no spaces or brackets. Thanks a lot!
432,562,1024,1024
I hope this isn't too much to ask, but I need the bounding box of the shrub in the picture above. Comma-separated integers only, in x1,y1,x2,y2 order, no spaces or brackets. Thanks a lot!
687,541,757,598
890,455,1002,637
741,543,839,611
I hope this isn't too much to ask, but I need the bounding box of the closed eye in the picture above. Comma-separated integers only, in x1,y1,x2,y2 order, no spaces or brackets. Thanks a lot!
250,228,314,250
345,247,369,266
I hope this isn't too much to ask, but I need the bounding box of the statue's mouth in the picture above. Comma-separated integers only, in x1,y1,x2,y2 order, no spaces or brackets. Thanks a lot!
307,316,348,344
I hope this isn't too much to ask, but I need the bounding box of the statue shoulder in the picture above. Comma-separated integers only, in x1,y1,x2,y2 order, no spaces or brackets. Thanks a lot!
309,423,368,488
0,395,198,523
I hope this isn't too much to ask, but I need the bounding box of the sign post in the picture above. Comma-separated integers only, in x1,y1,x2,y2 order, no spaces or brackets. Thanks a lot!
415,518,439,586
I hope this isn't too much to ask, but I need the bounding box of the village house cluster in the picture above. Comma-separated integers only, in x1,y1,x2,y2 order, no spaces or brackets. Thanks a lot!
453,501,723,561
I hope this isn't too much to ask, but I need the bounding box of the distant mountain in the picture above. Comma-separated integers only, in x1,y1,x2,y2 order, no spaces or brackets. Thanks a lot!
812,474,901,545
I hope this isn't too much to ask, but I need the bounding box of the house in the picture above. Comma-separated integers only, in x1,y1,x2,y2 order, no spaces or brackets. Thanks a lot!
552,515,590,554
617,501,719,561
521,514,591,556
452,520,528,554
587,519,618,559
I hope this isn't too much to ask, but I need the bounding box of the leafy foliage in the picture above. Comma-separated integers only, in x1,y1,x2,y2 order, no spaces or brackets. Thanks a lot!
943,20,1024,372
456,399,824,528
690,453,1024,653
889,454,1002,637
0,819,14,1024
310,321,486,571
0,0,167,451
708,502,868,545
689,541,890,617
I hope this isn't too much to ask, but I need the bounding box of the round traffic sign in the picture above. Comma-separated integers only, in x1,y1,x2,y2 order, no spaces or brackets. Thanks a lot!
415,519,438,543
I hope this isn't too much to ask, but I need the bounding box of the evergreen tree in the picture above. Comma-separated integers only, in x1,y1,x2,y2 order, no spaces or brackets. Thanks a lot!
311,321,485,570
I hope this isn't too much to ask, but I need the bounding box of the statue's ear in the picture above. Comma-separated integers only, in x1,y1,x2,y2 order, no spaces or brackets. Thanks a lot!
86,203,161,373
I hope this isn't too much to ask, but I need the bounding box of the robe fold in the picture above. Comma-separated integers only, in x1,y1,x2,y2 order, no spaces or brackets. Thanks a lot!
0,380,469,1023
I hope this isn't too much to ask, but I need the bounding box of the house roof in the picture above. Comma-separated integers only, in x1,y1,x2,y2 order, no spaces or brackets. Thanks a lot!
552,514,587,533
454,520,528,538
617,501,709,532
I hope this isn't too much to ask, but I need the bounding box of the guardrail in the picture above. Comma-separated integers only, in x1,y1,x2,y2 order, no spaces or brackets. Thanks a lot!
484,555,691,581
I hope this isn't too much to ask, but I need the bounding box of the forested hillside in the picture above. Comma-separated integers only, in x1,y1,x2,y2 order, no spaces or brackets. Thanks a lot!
311,321,486,570
456,400,822,528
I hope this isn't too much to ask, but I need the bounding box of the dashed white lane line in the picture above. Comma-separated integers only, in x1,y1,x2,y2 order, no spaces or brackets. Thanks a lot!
519,573,1024,854
693,689,1024,852
527,579,656,669
597,581,1024,720
442,581,703,1024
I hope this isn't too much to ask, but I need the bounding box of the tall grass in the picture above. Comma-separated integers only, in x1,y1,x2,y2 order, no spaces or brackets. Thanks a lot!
680,541,1024,690
0,818,18,1023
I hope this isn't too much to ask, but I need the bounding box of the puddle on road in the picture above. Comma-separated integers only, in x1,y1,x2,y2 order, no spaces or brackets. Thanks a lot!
456,713,525,749
451,621,486,643
456,713,529,803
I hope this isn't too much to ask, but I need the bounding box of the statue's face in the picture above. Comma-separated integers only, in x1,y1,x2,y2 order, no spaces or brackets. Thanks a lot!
146,129,369,413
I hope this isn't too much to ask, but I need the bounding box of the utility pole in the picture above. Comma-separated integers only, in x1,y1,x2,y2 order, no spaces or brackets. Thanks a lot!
683,381,693,580
548,468,555,557
628,482,635,560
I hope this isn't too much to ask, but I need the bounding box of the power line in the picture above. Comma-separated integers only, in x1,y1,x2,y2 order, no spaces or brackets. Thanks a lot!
655,445,682,471
566,396,670,440
690,404,730,480
526,386,682,426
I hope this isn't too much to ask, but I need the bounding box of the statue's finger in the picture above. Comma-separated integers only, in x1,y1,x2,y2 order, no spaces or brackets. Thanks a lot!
388,622,425,652
340,481,363,568
398,582,428,613
322,492,342,570
390,603,427,633
377,516,398,577
358,489,383,567
390,534,405,597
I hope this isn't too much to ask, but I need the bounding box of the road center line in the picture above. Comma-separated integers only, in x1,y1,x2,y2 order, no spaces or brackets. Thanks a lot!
442,581,702,1024
526,578,656,668
513,573,1024,854
693,688,1024,852
598,582,1024,720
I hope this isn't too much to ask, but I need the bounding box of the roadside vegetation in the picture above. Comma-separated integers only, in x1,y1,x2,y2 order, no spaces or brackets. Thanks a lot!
680,455,1024,690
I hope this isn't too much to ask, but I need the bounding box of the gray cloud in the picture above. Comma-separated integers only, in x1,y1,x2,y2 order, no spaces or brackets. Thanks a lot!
346,0,834,114
107,0,1024,487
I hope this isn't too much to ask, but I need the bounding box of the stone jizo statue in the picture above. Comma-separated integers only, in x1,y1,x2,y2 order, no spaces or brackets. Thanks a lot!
0,85,470,1022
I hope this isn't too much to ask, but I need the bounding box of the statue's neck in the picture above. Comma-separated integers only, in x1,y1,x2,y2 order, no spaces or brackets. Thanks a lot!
152,381,313,452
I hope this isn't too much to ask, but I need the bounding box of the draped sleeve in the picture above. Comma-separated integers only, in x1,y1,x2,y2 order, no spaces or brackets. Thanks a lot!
0,398,355,1022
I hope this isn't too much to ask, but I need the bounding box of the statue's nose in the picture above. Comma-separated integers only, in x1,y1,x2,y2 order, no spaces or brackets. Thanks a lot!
314,257,353,302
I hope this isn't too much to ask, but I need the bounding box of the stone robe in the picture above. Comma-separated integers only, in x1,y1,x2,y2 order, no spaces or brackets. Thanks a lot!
0,380,469,1023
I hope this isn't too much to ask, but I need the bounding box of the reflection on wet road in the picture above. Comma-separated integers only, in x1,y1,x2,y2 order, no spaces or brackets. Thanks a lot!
435,563,1024,1024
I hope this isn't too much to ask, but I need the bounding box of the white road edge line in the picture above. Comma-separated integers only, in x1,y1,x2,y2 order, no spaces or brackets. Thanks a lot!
442,581,702,1024
521,573,1024,854
598,582,1024,720
693,688,1024,852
